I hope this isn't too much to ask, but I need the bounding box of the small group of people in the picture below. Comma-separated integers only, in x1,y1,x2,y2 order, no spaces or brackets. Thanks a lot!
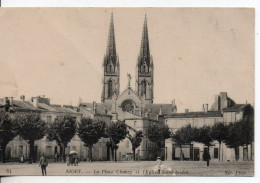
66,154,79,166
153,157,173,174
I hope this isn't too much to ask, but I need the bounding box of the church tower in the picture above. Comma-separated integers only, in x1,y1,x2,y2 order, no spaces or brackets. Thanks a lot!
101,13,120,103
135,15,154,104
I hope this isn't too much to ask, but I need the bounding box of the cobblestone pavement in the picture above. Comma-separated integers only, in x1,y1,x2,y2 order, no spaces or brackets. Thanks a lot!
0,161,253,176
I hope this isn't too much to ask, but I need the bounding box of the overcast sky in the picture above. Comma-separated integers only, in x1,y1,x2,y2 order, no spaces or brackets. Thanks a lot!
0,8,254,112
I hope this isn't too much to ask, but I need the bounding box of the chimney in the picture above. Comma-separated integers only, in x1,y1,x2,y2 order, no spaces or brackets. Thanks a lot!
159,105,163,116
214,95,219,111
92,101,97,114
33,97,39,108
20,95,25,101
205,104,208,112
172,99,175,106
220,92,228,110
9,97,14,106
185,109,189,113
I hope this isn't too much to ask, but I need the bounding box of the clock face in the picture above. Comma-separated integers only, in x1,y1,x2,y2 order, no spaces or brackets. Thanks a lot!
121,100,135,113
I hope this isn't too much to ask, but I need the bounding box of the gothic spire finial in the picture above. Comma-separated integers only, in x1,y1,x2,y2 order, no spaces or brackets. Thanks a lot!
106,12,117,65
139,14,150,66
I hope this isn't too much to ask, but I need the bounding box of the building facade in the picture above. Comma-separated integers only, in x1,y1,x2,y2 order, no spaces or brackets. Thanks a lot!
165,92,254,162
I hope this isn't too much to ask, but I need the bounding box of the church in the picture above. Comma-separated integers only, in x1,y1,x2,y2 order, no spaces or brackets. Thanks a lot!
79,14,177,161
1,13,253,162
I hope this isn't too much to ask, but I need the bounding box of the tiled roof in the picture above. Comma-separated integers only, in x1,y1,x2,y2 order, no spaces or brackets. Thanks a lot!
38,103,56,111
165,111,222,118
12,100,40,111
38,103,79,114
81,102,112,115
222,104,247,112
144,103,174,115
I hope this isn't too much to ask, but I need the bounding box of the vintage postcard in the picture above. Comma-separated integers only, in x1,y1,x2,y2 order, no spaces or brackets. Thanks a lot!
0,8,254,176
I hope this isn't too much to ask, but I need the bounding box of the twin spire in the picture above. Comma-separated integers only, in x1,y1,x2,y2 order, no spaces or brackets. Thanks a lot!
105,13,150,66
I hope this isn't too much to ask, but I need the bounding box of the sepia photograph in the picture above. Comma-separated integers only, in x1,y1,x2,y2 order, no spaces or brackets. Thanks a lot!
0,7,254,176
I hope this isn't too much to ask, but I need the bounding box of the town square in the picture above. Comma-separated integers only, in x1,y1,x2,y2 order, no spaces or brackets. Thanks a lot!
0,8,254,176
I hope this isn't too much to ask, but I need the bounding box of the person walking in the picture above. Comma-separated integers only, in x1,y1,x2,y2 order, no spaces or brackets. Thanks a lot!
66,155,70,166
155,157,162,174
74,155,79,166
39,153,48,176
203,150,211,167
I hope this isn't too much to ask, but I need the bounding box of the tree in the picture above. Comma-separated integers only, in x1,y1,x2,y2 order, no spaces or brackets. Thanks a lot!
126,129,143,161
146,123,171,159
193,125,213,156
0,109,17,163
224,122,242,161
77,118,106,162
172,124,194,161
240,105,254,161
47,115,77,162
16,112,47,163
210,122,228,161
193,125,214,166
105,121,127,161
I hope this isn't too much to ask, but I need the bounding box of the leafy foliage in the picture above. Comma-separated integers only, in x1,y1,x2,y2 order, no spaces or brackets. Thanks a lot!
0,109,18,163
47,116,77,146
77,118,106,161
106,121,127,161
15,112,47,163
172,124,195,145
193,125,213,147
46,115,77,161
146,123,171,148
126,130,143,160
16,112,47,143
224,122,243,149
210,122,228,144
106,121,127,145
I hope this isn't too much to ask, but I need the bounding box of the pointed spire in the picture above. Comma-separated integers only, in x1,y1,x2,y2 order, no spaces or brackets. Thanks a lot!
139,14,150,66
106,13,117,65
159,105,163,115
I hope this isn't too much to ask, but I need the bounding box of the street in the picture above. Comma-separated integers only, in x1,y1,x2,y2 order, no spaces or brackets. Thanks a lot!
0,161,253,176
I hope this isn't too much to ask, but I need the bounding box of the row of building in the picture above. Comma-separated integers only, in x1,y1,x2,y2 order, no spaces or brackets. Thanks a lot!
0,14,254,162
0,91,254,162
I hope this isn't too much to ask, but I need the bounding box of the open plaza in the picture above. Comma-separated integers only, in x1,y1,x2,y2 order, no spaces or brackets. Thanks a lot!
0,161,254,176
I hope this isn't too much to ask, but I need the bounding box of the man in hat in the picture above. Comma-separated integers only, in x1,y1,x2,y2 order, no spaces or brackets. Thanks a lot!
39,153,48,176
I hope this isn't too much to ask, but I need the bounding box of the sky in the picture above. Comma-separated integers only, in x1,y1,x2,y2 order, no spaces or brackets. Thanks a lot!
0,8,254,112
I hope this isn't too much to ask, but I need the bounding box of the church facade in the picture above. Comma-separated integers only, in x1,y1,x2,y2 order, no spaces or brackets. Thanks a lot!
79,14,177,161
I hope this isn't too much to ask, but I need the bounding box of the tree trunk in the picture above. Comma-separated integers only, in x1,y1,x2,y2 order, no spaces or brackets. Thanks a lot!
207,146,210,167
219,141,221,162
132,148,136,161
1,144,7,163
246,144,249,161
115,149,117,162
179,145,183,161
29,141,34,164
110,148,113,161
250,142,253,161
63,144,67,162
59,145,63,162
88,147,92,162
235,146,239,161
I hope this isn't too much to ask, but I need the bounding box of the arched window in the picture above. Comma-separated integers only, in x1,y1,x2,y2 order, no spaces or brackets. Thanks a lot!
141,80,146,97
109,65,112,72
108,80,113,98
143,65,146,73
